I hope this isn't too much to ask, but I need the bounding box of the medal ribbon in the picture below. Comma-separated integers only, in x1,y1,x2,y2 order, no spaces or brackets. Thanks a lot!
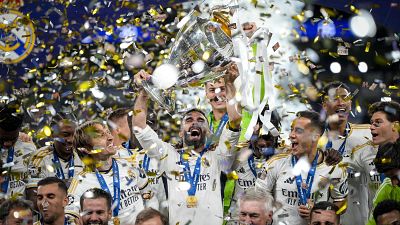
142,154,150,172
95,159,120,217
291,151,320,205
180,146,209,196
325,123,350,155
52,150,74,179
123,140,133,156
1,147,14,194
248,155,257,178
209,113,229,137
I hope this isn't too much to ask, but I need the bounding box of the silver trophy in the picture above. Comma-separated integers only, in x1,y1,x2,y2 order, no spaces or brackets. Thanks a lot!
142,9,234,111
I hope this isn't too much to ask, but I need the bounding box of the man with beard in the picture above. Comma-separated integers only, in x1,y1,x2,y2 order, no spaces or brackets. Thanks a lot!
132,70,241,225
0,101,36,198
256,111,348,225
35,177,75,225
66,121,149,225
27,115,83,206
80,188,112,225
321,81,378,225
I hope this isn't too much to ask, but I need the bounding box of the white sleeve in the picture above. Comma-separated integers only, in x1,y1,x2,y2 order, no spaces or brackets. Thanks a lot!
134,125,174,172
214,127,240,172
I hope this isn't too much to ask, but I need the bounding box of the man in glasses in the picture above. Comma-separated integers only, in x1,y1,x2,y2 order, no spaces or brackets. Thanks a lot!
373,200,400,225
369,101,400,146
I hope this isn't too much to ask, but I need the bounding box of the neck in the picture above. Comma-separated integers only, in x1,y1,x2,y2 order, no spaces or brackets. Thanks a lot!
44,214,64,225
381,133,400,146
95,157,113,171
307,148,318,163
54,146,72,161
194,145,205,153
329,120,348,135
212,109,226,121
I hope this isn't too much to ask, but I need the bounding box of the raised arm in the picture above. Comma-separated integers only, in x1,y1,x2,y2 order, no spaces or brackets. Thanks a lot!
224,62,242,129
132,70,151,129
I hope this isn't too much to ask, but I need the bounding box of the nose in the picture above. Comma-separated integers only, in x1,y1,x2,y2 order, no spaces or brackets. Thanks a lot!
89,213,99,221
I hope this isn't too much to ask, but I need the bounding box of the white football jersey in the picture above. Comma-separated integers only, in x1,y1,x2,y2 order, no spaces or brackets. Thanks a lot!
134,125,240,225
1,140,36,197
28,145,83,187
322,123,380,225
229,147,265,214
115,146,167,214
66,158,147,225
256,152,348,225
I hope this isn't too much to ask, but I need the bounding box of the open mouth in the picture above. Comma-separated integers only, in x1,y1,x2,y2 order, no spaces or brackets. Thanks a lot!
335,108,347,114
291,142,298,149
189,127,201,138
371,133,378,138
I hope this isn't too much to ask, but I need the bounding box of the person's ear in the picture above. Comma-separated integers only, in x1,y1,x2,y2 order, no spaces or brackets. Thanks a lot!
179,129,184,138
392,121,399,131
63,195,68,207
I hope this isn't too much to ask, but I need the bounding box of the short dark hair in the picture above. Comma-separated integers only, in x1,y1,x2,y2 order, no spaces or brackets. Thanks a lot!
107,108,130,132
80,188,112,211
374,140,400,173
310,201,340,223
135,208,168,225
0,101,24,131
322,81,351,102
373,200,400,222
296,110,325,136
37,177,68,195
107,108,130,122
0,199,33,223
368,101,400,122
181,108,209,124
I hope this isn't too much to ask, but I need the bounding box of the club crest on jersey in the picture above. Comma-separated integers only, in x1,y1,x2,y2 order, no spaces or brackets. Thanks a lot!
0,1,35,64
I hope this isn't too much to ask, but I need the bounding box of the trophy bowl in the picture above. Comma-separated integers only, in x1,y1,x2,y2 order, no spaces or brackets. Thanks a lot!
142,9,234,111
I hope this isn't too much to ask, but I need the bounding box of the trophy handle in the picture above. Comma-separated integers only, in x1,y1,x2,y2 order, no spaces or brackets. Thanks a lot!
142,78,175,112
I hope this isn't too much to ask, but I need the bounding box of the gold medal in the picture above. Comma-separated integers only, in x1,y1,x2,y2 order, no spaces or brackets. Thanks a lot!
186,195,198,208
302,182,308,190
113,217,120,225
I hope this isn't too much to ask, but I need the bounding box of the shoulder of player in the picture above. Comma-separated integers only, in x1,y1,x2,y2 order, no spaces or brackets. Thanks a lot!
14,139,37,152
68,170,93,193
351,140,376,154
265,153,290,166
349,123,371,129
31,146,53,166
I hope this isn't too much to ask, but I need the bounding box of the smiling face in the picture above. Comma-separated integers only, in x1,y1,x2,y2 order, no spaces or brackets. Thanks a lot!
179,111,209,150
81,198,111,225
89,124,116,160
37,183,68,224
323,87,351,124
205,79,227,112
239,200,272,225
53,120,76,157
289,117,319,158
370,111,399,146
